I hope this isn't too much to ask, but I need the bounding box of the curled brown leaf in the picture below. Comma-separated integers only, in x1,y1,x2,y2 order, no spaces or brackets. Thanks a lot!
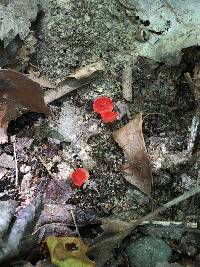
44,61,104,104
0,69,52,143
113,112,152,194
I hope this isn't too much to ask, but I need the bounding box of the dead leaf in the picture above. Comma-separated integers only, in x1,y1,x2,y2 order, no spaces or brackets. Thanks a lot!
44,179,73,204
44,61,104,104
0,200,18,239
113,112,152,194
38,204,75,226
46,236,96,267
27,65,56,89
89,219,130,267
40,223,74,239
0,69,52,143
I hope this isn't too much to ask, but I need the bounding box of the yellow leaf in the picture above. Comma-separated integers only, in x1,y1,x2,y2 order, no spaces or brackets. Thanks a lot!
46,236,96,267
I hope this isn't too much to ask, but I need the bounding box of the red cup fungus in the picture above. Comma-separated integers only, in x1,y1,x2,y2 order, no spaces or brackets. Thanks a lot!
71,168,90,187
93,96,118,123
93,96,113,115
101,110,118,123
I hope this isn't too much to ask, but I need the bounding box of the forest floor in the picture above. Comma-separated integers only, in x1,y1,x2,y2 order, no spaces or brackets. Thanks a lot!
0,1,200,267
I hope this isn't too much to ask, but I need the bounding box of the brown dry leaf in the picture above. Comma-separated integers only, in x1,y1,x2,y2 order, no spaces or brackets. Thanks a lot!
89,219,131,267
27,65,56,89
113,112,152,194
0,69,51,143
44,61,104,104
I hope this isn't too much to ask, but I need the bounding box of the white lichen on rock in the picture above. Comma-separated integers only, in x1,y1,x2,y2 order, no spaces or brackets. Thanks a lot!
0,0,38,46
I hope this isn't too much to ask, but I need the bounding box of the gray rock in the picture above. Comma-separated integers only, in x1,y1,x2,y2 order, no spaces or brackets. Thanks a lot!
156,262,182,267
131,0,200,65
127,236,172,267
0,0,38,47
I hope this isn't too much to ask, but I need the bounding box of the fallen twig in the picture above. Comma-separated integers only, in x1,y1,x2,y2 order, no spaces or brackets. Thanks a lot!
125,185,200,234
184,71,200,154
139,220,197,229
70,209,80,237
122,59,133,102
13,137,19,187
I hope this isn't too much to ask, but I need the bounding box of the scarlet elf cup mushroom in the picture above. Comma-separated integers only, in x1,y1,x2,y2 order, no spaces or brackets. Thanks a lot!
93,96,118,123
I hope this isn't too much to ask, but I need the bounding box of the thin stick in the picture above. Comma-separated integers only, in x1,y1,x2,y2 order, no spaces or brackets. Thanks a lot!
13,138,19,186
70,209,80,237
184,72,200,154
140,220,197,229
143,112,166,120
122,59,133,102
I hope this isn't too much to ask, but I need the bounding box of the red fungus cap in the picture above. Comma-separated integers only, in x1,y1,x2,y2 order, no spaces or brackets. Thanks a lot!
101,110,118,123
93,96,113,114
71,168,90,187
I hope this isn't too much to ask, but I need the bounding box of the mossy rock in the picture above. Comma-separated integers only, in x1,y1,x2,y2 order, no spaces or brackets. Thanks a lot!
127,236,172,267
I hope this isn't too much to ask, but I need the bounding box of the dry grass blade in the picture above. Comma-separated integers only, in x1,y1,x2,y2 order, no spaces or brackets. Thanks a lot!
113,112,152,194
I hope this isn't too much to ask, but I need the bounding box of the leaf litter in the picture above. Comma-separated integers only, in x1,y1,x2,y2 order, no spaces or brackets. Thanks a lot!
0,57,199,266
0,69,51,144
44,61,104,104
0,2,200,265
0,62,106,264
0,62,104,144
1,65,199,265
113,112,152,194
